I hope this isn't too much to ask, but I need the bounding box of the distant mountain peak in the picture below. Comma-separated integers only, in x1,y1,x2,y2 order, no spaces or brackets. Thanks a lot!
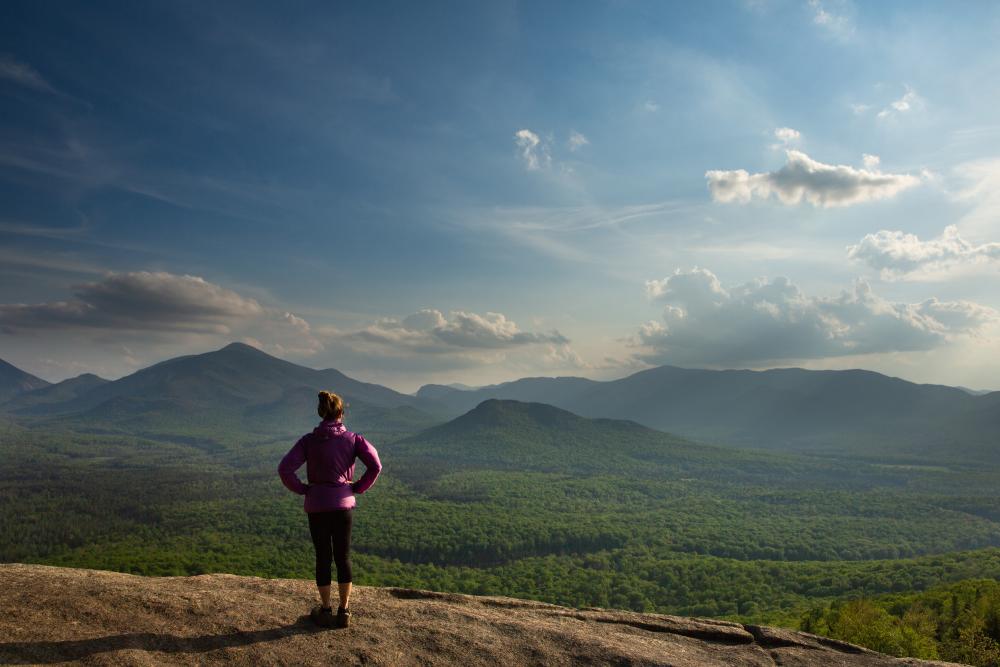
469,398,577,419
429,399,609,437
219,341,268,354
0,357,50,403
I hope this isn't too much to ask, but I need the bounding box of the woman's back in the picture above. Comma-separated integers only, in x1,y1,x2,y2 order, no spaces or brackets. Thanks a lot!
278,418,382,513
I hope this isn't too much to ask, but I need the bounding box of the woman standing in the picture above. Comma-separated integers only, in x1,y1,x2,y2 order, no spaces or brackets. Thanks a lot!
278,391,383,628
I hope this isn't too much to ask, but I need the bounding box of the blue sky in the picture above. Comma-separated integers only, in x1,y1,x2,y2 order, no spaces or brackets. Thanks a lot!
2,0,1000,391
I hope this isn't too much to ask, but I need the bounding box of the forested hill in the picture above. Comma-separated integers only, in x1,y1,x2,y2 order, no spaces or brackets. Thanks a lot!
1,373,108,414
385,398,735,478
0,564,961,667
381,398,947,493
0,358,49,403
418,365,1000,464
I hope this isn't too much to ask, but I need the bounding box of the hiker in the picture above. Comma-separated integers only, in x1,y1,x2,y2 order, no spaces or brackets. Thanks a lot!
278,391,383,629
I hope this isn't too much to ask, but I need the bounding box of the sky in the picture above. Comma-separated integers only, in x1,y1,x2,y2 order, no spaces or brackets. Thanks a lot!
2,0,1000,392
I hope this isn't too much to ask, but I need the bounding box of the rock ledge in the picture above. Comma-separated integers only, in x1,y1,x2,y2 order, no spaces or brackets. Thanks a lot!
0,564,964,666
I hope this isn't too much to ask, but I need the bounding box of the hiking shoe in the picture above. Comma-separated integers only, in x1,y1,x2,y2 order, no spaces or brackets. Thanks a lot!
310,605,335,628
336,606,351,629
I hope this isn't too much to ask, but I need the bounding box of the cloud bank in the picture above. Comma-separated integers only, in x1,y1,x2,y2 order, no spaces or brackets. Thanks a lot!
706,150,922,207
848,225,1000,280
0,271,263,334
348,308,568,353
0,272,580,381
634,267,997,366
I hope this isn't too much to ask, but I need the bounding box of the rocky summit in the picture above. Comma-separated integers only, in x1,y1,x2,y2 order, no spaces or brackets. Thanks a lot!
0,564,966,666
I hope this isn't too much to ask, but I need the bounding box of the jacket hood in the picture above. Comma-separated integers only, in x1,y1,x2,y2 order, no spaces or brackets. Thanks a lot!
313,419,348,437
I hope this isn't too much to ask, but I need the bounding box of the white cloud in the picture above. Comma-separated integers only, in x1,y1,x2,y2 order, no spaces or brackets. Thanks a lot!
706,150,922,207
0,56,55,93
351,309,568,353
848,225,1000,280
633,267,997,366
774,127,800,144
770,127,801,151
643,100,660,112
877,86,922,120
862,153,880,169
311,308,586,382
567,131,589,152
514,128,551,171
851,103,870,115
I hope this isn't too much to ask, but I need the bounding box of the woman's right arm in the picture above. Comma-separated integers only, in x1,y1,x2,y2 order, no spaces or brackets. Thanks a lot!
278,435,309,495
350,434,383,495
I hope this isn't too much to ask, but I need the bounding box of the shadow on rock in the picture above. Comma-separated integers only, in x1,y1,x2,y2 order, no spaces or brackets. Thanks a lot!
0,615,330,664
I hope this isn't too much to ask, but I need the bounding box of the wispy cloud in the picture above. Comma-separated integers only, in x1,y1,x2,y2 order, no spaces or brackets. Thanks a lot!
567,131,589,152
514,128,551,171
808,0,855,39
877,85,922,120
706,150,923,207
0,248,110,277
950,159,1000,238
450,201,696,266
0,55,56,93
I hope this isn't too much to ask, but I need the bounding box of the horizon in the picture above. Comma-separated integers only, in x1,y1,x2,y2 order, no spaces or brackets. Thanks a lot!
3,1,1000,391
4,339,996,396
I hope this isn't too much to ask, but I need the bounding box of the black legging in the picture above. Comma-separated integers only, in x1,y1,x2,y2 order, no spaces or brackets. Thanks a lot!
308,509,353,586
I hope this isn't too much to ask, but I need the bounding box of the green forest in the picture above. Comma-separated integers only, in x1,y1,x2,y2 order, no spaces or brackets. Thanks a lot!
800,579,1000,664
3,399,1000,664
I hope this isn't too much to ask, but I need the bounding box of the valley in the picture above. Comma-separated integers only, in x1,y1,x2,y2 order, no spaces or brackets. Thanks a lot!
2,343,999,661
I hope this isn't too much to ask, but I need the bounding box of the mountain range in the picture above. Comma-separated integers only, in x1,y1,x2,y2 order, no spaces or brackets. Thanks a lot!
2,342,998,463
418,366,1000,463
0,343,441,443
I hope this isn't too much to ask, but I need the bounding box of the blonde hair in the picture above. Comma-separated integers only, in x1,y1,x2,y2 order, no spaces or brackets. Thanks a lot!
317,391,345,421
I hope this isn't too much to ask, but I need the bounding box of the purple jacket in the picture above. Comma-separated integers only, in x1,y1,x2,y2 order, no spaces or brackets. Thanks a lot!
278,419,382,512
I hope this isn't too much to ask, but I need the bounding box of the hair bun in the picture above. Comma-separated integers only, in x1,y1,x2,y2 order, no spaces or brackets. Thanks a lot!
317,390,345,420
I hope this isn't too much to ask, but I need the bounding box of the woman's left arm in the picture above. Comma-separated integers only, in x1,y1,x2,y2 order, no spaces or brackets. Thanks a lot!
278,436,309,495
350,435,383,495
